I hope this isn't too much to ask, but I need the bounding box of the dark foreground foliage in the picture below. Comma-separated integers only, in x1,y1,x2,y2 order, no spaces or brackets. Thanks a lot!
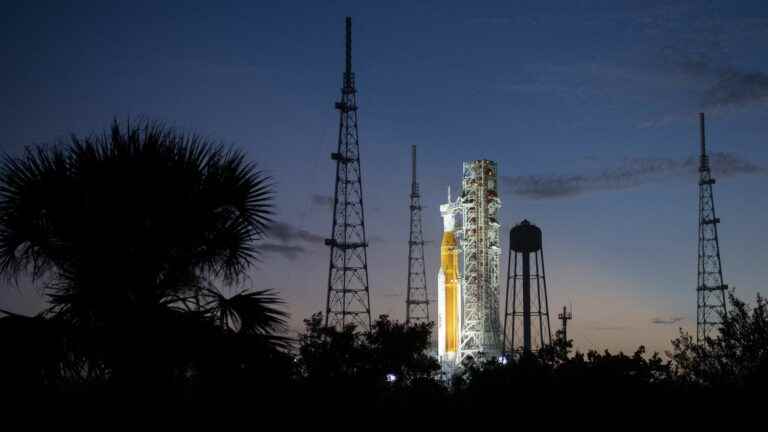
0,120,290,404
1,120,766,413
3,295,766,411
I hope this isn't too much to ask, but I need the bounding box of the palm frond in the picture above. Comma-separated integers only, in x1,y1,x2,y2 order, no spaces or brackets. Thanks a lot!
2,118,275,298
0,145,70,282
0,118,284,382
201,288,288,336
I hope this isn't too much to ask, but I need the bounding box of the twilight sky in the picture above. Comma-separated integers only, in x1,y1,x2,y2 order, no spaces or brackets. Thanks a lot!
2,0,767,354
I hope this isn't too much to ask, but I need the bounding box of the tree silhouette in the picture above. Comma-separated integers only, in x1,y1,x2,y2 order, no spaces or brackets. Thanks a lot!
671,293,768,389
296,313,441,412
0,309,74,390
0,119,285,391
538,328,573,365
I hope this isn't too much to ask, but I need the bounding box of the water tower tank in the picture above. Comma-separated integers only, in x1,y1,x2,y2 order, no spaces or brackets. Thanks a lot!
509,219,542,253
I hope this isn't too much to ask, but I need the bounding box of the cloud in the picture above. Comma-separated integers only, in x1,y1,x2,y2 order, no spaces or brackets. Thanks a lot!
703,70,768,108
503,153,764,199
260,222,326,260
267,222,325,244
368,234,387,244
664,48,768,109
259,243,307,260
651,316,686,325
711,153,766,176
310,194,333,208
268,219,385,251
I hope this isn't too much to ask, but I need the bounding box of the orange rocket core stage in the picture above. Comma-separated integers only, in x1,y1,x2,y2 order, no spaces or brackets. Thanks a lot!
441,230,460,352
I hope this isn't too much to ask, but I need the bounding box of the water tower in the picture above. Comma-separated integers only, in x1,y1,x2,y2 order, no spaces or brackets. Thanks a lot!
503,220,552,355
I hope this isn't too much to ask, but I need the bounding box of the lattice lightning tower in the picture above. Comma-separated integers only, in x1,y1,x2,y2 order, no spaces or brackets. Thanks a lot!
696,112,728,342
324,17,372,331
406,145,429,324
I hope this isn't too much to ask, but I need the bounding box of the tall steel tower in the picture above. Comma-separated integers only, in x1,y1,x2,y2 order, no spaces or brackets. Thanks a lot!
458,160,502,361
324,17,372,331
406,145,429,324
502,220,552,355
696,112,728,342
557,305,572,341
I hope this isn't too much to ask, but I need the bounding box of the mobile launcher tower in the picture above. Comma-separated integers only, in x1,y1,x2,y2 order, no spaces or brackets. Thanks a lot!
438,160,502,368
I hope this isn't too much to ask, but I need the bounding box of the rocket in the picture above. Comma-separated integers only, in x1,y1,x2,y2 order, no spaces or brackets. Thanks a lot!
437,187,461,364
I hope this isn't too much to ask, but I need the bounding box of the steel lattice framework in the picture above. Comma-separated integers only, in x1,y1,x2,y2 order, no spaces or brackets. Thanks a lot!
406,145,429,324
557,306,572,342
458,160,502,361
324,17,372,331
696,112,728,342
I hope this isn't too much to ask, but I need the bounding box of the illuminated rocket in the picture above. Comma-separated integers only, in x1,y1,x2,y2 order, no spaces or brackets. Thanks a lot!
437,186,461,364
438,160,502,366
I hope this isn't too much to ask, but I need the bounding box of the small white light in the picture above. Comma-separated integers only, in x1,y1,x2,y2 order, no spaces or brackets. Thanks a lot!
498,356,508,365
385,373,397,383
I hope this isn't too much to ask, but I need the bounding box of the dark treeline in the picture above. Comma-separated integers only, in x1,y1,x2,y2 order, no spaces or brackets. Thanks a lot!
0,120,766,411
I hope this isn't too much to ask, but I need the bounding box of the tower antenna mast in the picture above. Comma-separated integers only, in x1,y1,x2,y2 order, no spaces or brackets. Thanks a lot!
557,305,572,341
696,112,728,342
324,17,372,330
406,145,429,324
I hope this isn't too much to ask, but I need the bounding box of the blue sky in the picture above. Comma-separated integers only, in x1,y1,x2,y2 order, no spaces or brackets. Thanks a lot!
2,0,767,354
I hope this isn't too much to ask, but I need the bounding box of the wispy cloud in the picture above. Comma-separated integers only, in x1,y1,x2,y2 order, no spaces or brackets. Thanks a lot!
651,316,686,325
267,222,324,244
261,222,325,260
310,194,333,208
661,33,768,109
260,243,307,260
704,70,768,108
504,152,764,199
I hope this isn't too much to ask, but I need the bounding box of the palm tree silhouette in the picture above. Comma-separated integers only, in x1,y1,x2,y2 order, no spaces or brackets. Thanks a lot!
0,119,287,389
